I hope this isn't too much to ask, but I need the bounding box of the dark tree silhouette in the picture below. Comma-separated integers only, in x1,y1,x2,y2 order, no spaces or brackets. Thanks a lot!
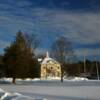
0,55,5,78
24,33,39,51
3,31,40,84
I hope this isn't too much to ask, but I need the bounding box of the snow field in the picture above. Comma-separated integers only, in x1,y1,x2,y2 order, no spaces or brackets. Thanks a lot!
0,78,100,100
0,88,46,100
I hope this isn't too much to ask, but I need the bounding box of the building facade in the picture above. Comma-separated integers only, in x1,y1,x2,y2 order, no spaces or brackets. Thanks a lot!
41,52,61,79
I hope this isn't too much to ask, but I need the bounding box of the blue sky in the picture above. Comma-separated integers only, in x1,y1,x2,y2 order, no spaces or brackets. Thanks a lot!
0,0,100,61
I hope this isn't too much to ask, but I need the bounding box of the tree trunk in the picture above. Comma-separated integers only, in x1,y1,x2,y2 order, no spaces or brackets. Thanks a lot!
61,67,63,83
61,75,63,82
12,77,16,84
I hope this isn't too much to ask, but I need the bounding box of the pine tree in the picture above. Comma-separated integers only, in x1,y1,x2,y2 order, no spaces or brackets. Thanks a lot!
0,55,5,78
3,31,40,83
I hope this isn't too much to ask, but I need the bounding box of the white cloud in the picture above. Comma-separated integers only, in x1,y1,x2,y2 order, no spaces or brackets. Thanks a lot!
35,48,47,55
0,40,10,49
16,1,32,7
0,6,100,56
74,48,100,57
29,8,100,43
1,7,100,43
0,3,13,10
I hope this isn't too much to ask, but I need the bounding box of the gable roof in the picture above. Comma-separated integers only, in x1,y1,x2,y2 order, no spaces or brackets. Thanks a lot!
41,52,60,64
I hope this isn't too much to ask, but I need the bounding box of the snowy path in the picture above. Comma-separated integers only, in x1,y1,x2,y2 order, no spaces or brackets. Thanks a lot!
0,81,100,100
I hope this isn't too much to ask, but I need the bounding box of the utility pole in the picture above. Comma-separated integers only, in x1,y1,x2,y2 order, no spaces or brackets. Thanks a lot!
84,53,86,73
94,49,99,80
94,56,99,80
83,49,87,74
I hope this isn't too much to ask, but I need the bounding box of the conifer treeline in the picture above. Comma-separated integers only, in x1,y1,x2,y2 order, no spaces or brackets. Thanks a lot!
64,60,100,79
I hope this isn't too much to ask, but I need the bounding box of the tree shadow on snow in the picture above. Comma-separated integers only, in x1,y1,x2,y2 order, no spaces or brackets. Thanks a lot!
20,92,99,100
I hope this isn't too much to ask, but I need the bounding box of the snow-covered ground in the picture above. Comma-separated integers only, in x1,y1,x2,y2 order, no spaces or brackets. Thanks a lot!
0,78,100,100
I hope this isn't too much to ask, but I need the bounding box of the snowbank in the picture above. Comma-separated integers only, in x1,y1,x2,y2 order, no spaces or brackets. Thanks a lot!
0,77,89,85
0,78,12,84
0,88,5,98
71,77,88,81
0,88,46,100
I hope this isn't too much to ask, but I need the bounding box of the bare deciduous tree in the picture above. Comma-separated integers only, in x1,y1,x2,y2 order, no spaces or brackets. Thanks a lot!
24,33,39,53
51,36,75,82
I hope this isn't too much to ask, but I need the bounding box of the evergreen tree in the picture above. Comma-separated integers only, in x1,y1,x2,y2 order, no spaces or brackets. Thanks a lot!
3,31,40,83
0,55,5,78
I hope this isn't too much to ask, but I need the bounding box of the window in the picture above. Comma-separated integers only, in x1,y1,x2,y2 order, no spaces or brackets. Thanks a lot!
51,67,53,69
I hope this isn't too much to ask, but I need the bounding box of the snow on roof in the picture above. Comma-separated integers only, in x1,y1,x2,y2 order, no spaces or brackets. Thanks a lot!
41,56,59,64
42,57,53,64
41,52,60,64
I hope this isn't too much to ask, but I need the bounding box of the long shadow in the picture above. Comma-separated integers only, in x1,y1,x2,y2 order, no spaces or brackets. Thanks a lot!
1,80,100,87
13,80,100,87
0,81,11,84
20,92,99,100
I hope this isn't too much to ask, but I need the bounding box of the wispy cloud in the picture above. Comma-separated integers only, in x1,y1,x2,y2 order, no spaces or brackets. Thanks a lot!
74,48,100,60
0,7,100,42
0,0,100,59
15,1,32,7
0,40,10,49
